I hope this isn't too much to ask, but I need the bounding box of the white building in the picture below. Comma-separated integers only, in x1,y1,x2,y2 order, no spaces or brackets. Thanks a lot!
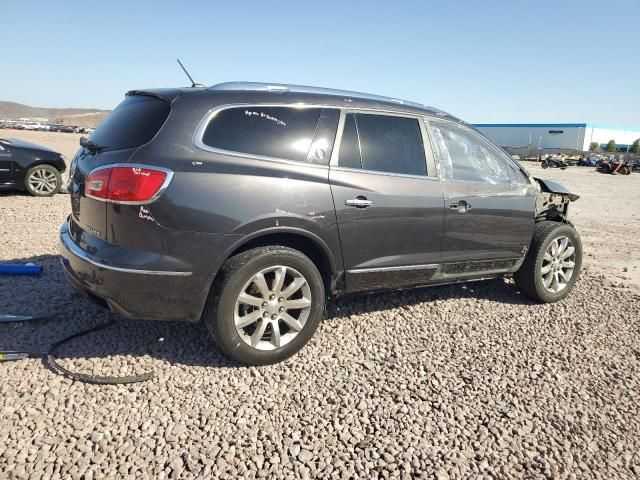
473,123,640,152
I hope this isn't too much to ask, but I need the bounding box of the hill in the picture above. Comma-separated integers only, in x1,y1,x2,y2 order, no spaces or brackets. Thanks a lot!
0,101,110,127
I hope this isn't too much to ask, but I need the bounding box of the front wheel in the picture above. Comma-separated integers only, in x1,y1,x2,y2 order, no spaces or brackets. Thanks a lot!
514,221,582,303
25,164,61,196
203,246,325,365
541,161,549,169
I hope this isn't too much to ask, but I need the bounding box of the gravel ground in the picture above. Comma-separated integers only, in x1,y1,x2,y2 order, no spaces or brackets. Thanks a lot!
1,144,640,478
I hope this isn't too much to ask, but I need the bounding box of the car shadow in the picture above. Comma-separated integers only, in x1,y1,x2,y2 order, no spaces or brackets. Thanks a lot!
0,254,533,370
0,190,31,197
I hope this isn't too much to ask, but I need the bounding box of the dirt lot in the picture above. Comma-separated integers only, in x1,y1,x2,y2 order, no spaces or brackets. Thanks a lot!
1,133,639,479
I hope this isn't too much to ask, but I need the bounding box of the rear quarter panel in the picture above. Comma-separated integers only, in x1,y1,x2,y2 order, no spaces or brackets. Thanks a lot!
112,91,343,282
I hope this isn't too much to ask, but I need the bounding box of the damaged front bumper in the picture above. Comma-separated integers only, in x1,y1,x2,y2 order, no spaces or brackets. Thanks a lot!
533,177,579,222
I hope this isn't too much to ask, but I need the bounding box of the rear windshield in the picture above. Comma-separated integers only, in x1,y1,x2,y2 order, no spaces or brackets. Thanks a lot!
89,95,170,151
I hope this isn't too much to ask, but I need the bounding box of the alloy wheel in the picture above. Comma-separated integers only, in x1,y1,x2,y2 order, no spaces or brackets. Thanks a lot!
541,235,575,293
234,265,312,350
28,168,58,194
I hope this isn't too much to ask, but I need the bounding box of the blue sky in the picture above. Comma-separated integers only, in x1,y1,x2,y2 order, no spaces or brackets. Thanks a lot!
3,0,638,124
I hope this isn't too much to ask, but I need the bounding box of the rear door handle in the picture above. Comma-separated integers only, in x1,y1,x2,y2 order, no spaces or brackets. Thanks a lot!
450,200,472,213
345,196,373,208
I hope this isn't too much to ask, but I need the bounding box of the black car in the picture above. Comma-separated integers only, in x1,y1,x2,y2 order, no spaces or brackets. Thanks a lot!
0,138,66,196
59,82,582,365
49,125,76,133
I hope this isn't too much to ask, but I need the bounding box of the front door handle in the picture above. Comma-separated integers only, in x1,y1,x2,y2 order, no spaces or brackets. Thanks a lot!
345,196,373,208
450,200,472,213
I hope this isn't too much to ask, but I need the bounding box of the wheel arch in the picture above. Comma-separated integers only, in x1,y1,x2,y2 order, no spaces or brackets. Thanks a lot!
209,227,340,297
26,159,65,173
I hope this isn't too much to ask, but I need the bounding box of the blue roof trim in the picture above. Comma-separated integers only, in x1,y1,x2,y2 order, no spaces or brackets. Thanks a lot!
473,123,587,128
474,123,640,132
587,123,640,132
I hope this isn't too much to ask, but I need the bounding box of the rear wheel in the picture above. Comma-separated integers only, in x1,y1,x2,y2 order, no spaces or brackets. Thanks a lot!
514,221,582,303
25,164,61,196
203,246,325,365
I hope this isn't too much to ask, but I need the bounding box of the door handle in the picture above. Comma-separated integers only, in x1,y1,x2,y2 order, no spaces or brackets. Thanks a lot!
345,196,373,208
450,200,472,213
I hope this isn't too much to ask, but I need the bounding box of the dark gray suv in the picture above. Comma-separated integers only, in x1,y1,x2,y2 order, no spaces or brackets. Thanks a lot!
59,82,582,365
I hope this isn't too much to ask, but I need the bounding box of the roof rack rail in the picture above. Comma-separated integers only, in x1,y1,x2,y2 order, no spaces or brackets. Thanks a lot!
208,82,425,108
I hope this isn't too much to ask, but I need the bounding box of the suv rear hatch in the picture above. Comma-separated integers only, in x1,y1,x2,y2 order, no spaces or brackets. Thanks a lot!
68,91,175,241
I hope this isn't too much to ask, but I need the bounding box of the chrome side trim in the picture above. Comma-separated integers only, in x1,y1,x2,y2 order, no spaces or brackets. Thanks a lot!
331,165,441,181
347,264,439,274
85,163,174,205
60,227,192,277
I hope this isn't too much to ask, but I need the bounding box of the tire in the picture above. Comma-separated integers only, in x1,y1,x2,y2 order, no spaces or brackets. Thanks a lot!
541,161,548,169
203,246,325,365
25,164,61,196
514,221,582,303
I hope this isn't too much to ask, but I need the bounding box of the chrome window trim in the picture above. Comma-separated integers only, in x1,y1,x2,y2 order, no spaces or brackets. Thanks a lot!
85,163,174,205
61,224,192,277
348,263,439,274
194,103,450,171
193,103,335,169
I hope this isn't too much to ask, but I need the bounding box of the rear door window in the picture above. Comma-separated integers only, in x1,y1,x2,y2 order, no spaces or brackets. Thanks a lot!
89,95,171,151
202,106,337,163
337,113,427,176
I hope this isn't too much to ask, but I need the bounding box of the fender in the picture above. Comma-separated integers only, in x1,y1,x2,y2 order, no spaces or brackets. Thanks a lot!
206,225,340,286
534,177,579,201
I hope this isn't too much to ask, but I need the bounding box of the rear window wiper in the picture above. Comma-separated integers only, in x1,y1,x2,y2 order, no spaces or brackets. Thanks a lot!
80,136,103,153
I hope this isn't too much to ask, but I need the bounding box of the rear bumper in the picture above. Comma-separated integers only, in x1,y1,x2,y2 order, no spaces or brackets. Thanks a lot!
59,220,203,321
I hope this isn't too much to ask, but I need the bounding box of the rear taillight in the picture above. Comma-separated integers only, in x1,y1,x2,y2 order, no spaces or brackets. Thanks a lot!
86,165,172,204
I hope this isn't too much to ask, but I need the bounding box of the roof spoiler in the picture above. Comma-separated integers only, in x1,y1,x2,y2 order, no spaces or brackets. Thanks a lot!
126,88,184,103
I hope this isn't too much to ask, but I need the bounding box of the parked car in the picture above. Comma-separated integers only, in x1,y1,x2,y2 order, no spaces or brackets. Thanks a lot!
0,138,65,196
577,156,598,167
59,82,583,365
50,124,76,133
22,123,41,131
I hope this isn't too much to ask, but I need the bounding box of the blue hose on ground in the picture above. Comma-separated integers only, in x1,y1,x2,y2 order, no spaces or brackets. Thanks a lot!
0,264,42,276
